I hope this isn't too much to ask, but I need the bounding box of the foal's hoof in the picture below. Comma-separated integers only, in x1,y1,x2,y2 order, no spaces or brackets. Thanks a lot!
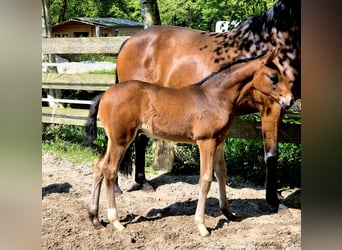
222,209,241,222
89,214,104,230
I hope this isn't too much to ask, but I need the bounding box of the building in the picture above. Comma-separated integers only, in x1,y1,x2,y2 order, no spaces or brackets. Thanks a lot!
52,17,144,38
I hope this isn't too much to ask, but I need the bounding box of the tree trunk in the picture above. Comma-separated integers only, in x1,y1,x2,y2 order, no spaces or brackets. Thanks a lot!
140,0,161,28
42,0,63,108
58,0,67,23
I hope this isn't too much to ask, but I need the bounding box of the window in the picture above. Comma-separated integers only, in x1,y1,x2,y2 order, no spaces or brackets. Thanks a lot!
54,33,68,38
73,32,89,37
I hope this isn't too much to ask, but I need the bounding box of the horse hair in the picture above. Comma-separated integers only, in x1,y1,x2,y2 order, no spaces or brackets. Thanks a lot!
84,93,104,146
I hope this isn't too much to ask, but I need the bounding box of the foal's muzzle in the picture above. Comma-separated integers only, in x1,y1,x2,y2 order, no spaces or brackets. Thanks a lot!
279,95,294,109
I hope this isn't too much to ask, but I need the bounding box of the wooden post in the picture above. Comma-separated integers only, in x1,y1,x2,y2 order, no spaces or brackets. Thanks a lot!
95,26,100,37
152,139,175,172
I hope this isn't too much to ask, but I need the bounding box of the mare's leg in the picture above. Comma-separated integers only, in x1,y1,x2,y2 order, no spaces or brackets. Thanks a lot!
195,139,216,237
135,134,154,191
89,156,104,229
213,143,237,221
114,177,122,194
260,103,285,212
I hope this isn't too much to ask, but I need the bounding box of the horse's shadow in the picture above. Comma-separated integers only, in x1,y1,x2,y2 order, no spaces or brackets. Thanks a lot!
115,173,301,232
100,189,300,231
128,172,267,192
42,182,72,199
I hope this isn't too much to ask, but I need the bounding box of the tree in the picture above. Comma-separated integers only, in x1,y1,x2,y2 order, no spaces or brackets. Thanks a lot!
57,0,67,23
48,0,142,24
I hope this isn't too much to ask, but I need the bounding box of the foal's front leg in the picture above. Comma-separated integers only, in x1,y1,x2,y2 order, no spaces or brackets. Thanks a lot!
195,139,216,237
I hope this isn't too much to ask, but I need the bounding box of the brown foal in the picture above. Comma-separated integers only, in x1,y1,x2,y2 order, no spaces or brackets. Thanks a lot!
85,51,293,237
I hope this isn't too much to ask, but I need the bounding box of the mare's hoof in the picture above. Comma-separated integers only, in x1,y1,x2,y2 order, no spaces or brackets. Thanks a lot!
114,185,123,194
228,213,241,222
278,203,288,211
141,181,155,192
266,196,280,213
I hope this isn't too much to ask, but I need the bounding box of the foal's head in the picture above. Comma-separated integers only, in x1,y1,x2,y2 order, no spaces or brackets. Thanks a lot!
243,57,294,110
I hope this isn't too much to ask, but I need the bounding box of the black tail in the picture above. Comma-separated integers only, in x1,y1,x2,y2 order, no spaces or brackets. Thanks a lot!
84,93,104,146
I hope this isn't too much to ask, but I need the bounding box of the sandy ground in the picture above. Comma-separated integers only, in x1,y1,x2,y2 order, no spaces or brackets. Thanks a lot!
42,151,301,249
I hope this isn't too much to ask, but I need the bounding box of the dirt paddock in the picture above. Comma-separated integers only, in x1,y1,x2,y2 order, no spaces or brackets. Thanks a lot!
42,151,301,249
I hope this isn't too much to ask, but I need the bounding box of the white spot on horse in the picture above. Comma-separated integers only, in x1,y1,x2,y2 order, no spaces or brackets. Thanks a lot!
264,151,275,162
108,208,124,231
108,208,118,221
279,95,293,109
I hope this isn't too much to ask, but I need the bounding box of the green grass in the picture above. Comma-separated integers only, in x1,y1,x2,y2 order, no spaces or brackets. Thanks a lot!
42,139,97,164
88,69,116,74
42,124,158,177
42,124,101,164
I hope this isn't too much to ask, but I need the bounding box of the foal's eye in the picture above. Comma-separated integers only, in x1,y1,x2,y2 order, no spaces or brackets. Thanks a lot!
267,73,279,84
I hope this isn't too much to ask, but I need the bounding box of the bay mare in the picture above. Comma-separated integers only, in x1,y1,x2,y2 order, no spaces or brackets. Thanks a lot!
115,0,300,211
85,51,294,237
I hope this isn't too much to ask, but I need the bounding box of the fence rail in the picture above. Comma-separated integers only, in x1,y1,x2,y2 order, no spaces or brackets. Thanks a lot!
42,37,301,144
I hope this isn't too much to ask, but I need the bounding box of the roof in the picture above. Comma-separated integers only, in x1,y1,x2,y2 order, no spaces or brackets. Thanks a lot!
53,17,143,28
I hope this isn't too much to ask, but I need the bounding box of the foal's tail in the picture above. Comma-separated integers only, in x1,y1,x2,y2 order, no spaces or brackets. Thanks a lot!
84,93,104,146
84,92,133,175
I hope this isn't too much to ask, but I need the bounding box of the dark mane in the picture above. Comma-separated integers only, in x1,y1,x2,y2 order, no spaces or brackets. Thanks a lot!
191,51,269,87
233,0,300,37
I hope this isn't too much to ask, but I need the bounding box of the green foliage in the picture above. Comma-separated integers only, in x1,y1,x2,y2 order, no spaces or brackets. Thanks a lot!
159,0,277,30
48,0,277,30
49,0,141,24
42,124,107,163
173,144,200,175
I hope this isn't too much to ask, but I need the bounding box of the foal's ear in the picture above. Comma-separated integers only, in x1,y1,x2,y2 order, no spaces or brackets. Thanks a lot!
264,48,280,64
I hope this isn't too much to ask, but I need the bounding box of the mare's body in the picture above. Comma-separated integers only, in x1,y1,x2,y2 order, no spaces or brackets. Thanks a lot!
115,0,300,210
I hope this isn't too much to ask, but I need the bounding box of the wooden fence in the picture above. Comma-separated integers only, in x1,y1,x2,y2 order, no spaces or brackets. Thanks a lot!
42,37,301,144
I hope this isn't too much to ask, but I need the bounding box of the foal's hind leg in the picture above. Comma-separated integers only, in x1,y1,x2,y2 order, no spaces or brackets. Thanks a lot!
102,140,126,231
89,156,104,229
213,144,237,221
